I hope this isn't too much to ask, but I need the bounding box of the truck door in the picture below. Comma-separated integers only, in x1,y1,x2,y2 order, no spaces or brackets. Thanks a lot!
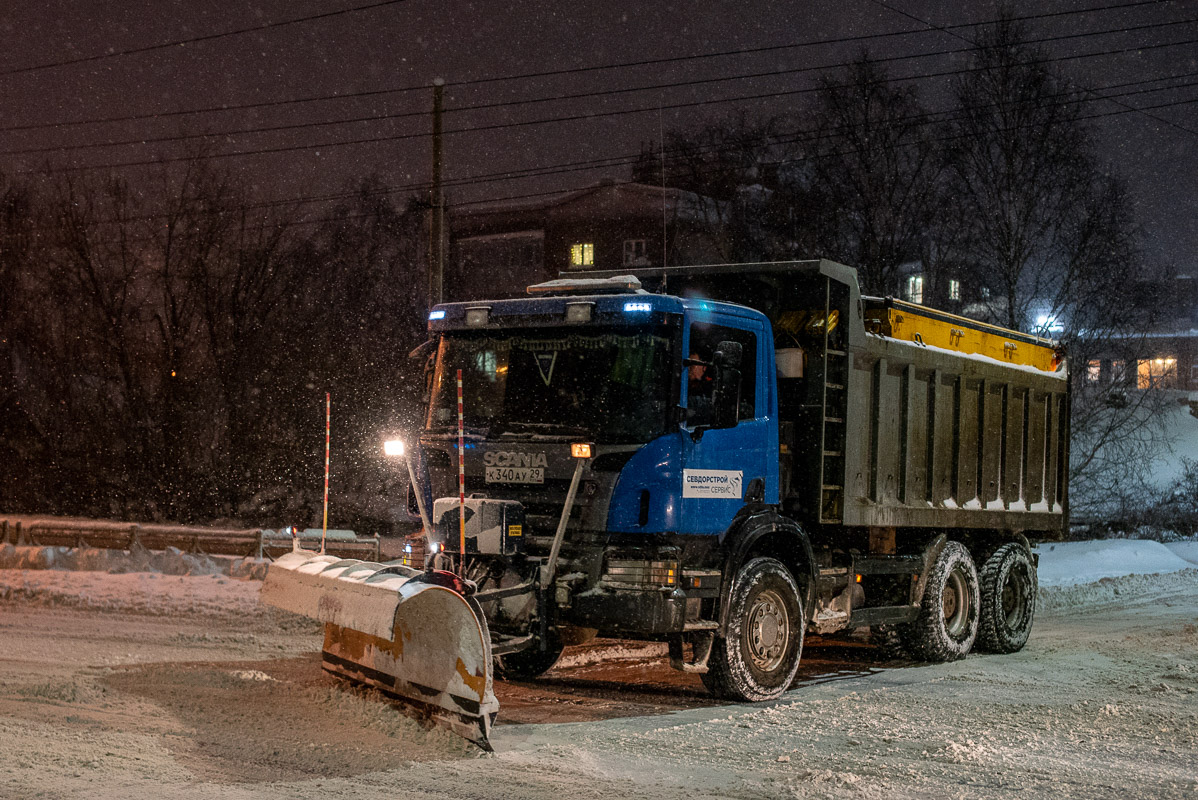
680,315,775,535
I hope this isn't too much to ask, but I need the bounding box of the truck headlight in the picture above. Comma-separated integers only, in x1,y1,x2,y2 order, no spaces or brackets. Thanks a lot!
602,559,678,588
383,439,405,457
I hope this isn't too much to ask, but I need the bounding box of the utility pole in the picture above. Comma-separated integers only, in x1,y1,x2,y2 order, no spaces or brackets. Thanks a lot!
428,78,445,310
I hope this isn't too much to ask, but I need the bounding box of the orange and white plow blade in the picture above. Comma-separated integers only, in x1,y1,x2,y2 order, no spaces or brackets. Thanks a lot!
260,550,498,749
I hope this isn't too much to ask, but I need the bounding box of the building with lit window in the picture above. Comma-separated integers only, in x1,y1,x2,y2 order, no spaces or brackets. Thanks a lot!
445,180,724,301
1084,333,1198,391
1080,273,1198,392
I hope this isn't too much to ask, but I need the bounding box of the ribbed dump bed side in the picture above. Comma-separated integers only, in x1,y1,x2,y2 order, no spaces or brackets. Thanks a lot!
841,332,1068,534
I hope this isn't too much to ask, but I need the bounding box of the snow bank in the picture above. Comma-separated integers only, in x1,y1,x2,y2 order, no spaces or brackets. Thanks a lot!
1164,540,1198,565
0,543,267,579
1036,539,1196,586
0,568,266,618
1145,401,1198,488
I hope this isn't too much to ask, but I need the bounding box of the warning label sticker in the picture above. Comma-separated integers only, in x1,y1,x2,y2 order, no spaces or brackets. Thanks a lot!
682,469,744,499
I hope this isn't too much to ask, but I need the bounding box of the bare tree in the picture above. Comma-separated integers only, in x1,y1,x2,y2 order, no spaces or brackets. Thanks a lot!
0,173,51,510
633,112,803,263
806,56,942,297
943,17,1138,333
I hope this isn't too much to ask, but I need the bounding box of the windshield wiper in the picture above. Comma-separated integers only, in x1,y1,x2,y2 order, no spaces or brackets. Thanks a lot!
425,424,490,437
492,421,589,437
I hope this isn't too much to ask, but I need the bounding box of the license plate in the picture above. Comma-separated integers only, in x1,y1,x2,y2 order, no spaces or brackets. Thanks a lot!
485,466,545,484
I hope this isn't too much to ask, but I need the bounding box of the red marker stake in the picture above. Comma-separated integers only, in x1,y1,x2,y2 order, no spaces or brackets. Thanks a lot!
457,370,466,576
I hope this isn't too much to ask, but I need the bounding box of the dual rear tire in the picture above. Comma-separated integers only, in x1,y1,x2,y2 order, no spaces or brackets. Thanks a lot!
900,540,980,661
976,543,1037,654
900,540,1036,661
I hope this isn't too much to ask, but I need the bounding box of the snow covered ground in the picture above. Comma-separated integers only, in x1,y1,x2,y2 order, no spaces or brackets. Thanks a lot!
0,541,1194,799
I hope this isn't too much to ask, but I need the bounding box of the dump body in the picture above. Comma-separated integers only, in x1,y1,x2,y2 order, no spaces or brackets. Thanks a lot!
842,326,1068,530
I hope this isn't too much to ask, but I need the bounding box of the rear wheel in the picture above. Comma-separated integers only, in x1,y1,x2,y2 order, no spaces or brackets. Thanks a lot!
976,543,1037,653
701,557,805,701
900,541,979,662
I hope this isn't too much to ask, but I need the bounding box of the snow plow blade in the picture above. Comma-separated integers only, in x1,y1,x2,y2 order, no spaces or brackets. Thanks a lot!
260,549,498,749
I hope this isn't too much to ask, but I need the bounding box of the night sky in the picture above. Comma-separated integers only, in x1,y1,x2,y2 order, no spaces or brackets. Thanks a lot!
2,0,1194,274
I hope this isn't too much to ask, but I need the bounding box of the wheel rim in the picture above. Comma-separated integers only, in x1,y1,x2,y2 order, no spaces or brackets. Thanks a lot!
747,588,790,672
1001,562,1030,628
943,567,972,638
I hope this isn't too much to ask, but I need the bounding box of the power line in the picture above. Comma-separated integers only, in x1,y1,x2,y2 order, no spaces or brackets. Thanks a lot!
0,0,1171,135
35,69,1198,234
6,12,1196,160
864,0,1198,138
53,81,1198,248
0,1,413,79
15,24,1198,176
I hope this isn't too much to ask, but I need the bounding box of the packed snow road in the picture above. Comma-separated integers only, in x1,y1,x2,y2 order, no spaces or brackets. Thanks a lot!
0,547,1195,799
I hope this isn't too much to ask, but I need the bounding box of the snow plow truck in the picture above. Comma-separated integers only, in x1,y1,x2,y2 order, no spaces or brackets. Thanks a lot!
262,259,1069,749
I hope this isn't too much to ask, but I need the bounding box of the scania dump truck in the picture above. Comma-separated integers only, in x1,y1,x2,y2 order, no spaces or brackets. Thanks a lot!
263,259,1069,748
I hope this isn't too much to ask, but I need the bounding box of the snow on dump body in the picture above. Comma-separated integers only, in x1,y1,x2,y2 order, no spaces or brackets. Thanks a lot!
260,550,499,749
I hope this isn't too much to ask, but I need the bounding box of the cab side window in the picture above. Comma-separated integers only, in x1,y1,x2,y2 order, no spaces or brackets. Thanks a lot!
687,322,757,425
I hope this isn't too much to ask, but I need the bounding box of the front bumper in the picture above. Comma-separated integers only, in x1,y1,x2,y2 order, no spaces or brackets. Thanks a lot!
566,585,688,636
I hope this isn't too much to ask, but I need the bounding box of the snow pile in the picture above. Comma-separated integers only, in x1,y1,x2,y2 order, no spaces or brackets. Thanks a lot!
1038,569,1198,613
0,568,267,619
1036,539,1196,586
1165,540,1198,565
0,543,267,579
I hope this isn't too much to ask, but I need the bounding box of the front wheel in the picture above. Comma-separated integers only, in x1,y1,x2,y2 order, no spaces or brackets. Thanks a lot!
976,543,1037,653
701,557,805,702
900,540,979,662
496,630,564,680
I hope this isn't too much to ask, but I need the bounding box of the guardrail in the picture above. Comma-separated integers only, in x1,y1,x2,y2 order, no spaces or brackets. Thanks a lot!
0,516,381,562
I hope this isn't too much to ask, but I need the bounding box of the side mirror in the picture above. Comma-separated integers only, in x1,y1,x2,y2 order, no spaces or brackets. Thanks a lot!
712,340,743,429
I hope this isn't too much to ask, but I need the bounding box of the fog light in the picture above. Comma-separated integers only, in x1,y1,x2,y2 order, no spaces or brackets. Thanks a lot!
465,307,490,327
571,442,593,458
383,439,405,457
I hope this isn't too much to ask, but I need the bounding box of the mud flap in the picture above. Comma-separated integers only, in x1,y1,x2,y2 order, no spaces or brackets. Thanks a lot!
261,550,498,750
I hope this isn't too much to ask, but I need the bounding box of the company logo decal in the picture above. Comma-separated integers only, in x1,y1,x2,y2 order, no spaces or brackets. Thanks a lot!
534,352,558,385
483,451,549,468
682,469,744,499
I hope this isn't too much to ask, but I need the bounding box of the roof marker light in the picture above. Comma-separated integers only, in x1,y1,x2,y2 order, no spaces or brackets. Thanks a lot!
428,310,445,320
624,301,652,313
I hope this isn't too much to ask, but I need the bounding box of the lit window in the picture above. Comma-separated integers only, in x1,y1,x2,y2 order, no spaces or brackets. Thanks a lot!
570,243,594,267
949,279,961,301
623,239,648,266
905,275,923,305
1137,357,1176,389
1086,360,1101,382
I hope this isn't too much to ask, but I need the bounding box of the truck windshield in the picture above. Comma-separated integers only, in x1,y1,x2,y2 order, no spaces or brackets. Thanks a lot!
426,327,673,442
